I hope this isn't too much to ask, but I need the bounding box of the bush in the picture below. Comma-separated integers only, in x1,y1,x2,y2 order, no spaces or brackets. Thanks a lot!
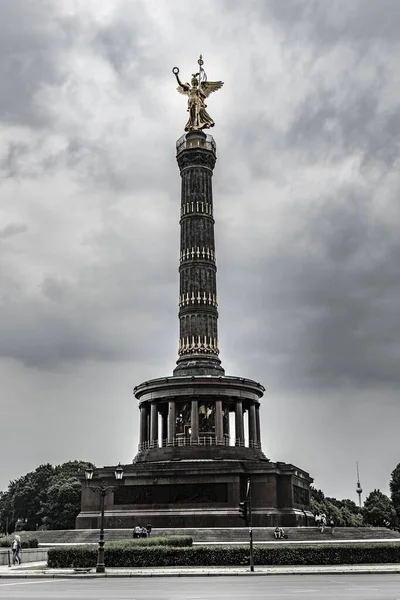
0,536,38,549
111,535,193,548
47,542,400,569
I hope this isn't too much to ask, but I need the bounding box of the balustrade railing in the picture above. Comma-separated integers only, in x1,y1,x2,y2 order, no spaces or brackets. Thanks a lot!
138,436,261,451
176,133,216,155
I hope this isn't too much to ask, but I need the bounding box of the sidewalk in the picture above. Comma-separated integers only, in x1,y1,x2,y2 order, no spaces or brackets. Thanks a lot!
1,562,400,578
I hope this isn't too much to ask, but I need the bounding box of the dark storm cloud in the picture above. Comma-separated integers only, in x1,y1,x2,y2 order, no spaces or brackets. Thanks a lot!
92,3,166,80
267,0,400,44
0,141,30,178
1,0,400,503
205,0,400,393
65,132,176,194
0,223,28,239
220,173,400,390
1,0,400,390
284,65,399,170
0,263,177,370
0,138,66,179
0,0,69,128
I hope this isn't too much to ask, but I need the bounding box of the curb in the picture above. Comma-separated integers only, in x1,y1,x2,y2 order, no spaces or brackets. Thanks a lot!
1,567,400,579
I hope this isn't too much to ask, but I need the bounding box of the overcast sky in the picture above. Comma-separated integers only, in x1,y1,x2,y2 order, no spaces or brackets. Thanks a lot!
1,0,399,504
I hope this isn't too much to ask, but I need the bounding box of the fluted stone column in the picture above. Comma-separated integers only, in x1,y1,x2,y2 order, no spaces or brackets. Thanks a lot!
224,404,230,440
190,399,199,444
248,403,257,447
161,411,168,446
255,404,261,449
215,399,223,444
146,407,150,446
139,404,148,448
150,403,158,447
174,131,224,377
235,400,245,446
167,401,176,445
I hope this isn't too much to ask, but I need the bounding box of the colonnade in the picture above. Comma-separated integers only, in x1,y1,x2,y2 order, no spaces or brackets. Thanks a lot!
138,398,261,451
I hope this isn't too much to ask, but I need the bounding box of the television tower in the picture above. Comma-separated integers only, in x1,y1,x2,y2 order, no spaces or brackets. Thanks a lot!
356,461,363,507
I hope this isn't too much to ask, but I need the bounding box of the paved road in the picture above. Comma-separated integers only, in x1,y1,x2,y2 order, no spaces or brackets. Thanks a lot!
0,574,399,599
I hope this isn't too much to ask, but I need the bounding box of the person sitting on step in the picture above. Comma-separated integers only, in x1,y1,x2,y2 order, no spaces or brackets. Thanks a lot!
274,526,285,539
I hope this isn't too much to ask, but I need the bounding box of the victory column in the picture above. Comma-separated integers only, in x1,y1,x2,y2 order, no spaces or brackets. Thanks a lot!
76,57,313,530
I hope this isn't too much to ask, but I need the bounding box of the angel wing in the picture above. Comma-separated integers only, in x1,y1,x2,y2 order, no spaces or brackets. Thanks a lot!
176,84,190,96
202,80,224,98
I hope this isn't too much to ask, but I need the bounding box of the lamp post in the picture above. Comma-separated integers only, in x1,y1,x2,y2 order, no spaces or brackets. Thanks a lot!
85,463,124,573
247,478,254,573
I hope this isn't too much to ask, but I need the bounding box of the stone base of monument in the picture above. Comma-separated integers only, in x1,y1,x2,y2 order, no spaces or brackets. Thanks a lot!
75,124,317,531
76,458,313,529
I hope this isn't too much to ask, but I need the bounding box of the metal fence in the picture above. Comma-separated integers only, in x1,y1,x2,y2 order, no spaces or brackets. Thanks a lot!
138,436,261,451
176,134,216,155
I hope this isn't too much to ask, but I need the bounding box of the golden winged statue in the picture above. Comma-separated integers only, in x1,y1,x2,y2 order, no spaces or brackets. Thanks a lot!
173,55,223,132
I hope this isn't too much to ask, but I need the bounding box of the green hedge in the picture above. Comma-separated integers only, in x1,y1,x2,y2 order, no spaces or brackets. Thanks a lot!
48,542,400,568
0,536,39,549
110,535,193,548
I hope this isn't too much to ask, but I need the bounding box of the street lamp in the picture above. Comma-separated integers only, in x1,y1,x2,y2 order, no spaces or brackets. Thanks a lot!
85,463,124,573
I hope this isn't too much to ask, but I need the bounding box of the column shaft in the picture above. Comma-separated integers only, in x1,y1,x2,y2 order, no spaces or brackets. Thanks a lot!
235,400,245,446
190,399,199,443
161,411,168,446
146,407,150,445
150,403,158,447
174,131,224,376
255,404,261,449
139,404,147,448
248,403,257,447
224,405,230,439
167,401,176,445
215,399,224,444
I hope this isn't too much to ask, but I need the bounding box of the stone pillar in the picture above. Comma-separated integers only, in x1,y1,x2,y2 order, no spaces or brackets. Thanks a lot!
190,399,199,444
248,403,257,447
215,399,224,444
146,407,150,445
173,131,224,377
255,404,261,449
224,404,230,440
161,410,168,446
167,401,176,445
139,404,147,448
150,403,158,447
235,400,245,446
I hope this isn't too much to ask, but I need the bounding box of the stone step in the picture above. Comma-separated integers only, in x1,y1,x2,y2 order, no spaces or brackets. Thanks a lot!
25,527,400,546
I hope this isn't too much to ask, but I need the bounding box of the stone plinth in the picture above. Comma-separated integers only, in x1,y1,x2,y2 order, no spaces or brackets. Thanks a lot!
76,459,313,529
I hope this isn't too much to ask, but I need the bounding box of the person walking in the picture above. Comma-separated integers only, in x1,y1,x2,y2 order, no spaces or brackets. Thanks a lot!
329,518,335,535
11,536,21,565
320,513,327,533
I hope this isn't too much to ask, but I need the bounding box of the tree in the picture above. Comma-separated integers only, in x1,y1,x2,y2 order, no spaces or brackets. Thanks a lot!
44,478,83,530
310,486,325,503
363,489,396,527
9,464,55,530
340,499,360,515
310,488,363,527
389,462,400,525
0,460,94,531
43,460,93,530
0,491,15,534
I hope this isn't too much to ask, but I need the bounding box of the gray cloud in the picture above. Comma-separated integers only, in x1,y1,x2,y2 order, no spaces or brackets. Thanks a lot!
0,0,399,501
267,0,400,44
0,223,28,239
0,0,69,128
